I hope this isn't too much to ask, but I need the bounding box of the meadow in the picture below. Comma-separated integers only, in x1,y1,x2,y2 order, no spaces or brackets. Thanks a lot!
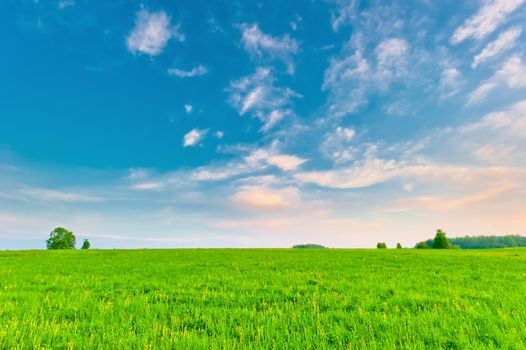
0,248,525,349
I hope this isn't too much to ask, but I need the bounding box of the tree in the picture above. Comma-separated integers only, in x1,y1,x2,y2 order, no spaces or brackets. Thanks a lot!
396,243,402,249
376,242,387,249
46,227,76,250
432,229,452,249
292,244,326,249
415,241,430,249
81,239,90,250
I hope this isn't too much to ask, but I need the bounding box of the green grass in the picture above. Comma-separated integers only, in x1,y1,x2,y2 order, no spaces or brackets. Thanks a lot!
1,249,525,349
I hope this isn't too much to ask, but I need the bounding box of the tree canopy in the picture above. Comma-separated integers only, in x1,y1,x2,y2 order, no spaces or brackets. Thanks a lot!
376,242,387,249
432,230,452,249
46,227,76,250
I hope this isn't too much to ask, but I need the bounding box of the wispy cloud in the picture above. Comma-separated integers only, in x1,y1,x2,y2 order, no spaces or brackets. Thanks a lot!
20,187,103,202
323,37,410,117
126,9,184,56
321,126,356,164
183,128,208,147
230,185,300,212
467,55,526,105
439,67,463,100
58,0,75,9
472,27,522,68
239,23,300,74
328,0,358,32
228,67,301,132
451,0,525,44
167,65,208,77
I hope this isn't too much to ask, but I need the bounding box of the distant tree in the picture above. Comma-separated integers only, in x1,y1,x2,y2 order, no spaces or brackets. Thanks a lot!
292,244,326,249
376,242,387,249
46,227,76,250
81,239,90,250
432,229,452,249
415,241,430,249
396,243,402,249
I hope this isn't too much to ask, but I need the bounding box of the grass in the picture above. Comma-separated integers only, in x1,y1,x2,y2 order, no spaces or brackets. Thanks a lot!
0,248,525,349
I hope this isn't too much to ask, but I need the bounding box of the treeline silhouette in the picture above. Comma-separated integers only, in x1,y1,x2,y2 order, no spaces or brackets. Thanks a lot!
419,235,526,249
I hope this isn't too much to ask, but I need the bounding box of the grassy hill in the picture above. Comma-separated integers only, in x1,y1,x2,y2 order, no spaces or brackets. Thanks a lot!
0,248,525,348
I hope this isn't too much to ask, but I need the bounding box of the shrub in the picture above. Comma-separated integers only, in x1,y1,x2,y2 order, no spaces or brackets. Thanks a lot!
81,239,91,250
396,243,402,249
46,227,76,250
376,242,387,249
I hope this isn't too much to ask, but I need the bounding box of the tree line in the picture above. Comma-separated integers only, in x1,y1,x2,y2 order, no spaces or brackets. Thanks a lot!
414,231,526,249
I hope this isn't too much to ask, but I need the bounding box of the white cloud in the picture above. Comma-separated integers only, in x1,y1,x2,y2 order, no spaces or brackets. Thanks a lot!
295,158,397,189
183,128,208,147
184,104,193,113
126,10,184,56
321,126,357,164
466,82,498,106
245,148,307,171
239,23,300,74
189,146,306,181
215,130,224,139
230,185,300,212
329,0,358,32
132,182,164,191
466,55,526,105
228,67,301,132
451,0,525,44
322,37,409,117
472,27,522,68
20,187,103,202
58,0,74,9
494,55,526,88
462,99,526,137
167,65,208,77
375,38,409,79
440,68,463,99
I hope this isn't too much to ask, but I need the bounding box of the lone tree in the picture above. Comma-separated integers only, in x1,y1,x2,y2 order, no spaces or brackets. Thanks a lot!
396,243,402,249
376,242,387,249
432,229,452,249
81,239,90,250
46,227,76,250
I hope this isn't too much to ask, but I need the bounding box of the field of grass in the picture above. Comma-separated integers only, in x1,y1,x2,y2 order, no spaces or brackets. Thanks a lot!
1,248,525,349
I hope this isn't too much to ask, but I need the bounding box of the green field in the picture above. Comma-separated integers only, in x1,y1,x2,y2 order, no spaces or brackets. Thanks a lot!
1,249,525,349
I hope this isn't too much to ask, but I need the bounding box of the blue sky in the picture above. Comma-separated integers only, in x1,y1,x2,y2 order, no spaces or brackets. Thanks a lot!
1,0,526,249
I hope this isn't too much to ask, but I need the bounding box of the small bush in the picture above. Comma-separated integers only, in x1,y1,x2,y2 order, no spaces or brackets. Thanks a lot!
81,239,91,250
376,242,387,249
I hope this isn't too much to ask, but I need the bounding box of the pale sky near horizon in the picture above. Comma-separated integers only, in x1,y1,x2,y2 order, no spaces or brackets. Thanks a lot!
1,0,526,249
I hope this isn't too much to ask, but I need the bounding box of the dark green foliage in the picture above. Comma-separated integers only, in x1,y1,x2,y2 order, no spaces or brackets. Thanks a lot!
81,239,90,250
46,227,76,250
376,242,387,249
449,235,526,249
396,243,402,249
415,241,431,249
292,244,326,249
433,230,452,249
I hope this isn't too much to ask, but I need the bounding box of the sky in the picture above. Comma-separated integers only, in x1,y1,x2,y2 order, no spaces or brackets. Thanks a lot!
1,0,526,249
